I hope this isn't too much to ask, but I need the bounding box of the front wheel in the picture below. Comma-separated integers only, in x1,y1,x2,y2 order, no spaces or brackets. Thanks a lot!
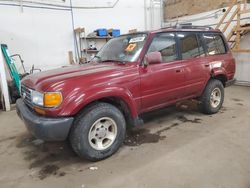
70,103,126,161
199,79,224,114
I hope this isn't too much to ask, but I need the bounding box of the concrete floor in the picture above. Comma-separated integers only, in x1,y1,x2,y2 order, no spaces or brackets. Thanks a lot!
0,85,250,188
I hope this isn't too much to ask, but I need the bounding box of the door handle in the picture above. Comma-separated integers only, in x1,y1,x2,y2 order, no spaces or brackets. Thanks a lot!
205,64,210,67
176,69,182,73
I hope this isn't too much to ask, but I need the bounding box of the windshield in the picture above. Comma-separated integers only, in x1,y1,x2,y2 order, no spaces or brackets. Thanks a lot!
94,33,148,63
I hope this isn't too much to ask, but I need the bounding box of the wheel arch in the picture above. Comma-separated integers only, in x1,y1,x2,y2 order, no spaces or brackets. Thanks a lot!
90,96,135,123
210,66,228,87
211,74,227,87
72,94,138,127
199,73,227,98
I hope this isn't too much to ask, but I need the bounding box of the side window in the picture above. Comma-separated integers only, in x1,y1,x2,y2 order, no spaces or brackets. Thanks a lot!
203,34,226,55
178,33,204,60
147,33,177,62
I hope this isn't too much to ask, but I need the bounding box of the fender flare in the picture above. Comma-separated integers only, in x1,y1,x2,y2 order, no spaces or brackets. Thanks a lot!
59,86,139,118
200,67,228,95
211,67,228,80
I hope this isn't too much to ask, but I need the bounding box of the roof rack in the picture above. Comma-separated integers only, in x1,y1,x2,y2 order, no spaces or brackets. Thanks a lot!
162,24,214,30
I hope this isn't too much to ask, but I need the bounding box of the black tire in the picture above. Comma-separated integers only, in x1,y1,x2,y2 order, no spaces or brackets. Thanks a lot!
70,102,126,161
199,79,224,114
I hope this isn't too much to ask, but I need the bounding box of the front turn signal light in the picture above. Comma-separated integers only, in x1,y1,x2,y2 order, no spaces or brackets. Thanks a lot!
34,107,46,115
44,92,62,108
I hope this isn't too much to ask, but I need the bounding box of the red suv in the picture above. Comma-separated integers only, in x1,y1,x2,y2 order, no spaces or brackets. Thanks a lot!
16,26,236,161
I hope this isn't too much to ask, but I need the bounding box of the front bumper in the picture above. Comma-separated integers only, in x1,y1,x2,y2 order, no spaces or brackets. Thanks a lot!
16,99,74,141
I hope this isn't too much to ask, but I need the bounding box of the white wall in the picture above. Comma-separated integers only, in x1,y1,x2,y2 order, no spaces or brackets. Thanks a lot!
234,33,250,83
0,0,161,72
73,1,146,34
0,4,73,71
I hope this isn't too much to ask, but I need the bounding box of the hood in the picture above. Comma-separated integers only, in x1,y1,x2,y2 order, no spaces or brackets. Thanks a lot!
21,62,136,92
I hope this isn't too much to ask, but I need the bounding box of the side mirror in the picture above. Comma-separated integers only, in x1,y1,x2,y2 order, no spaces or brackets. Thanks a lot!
144,51,162,66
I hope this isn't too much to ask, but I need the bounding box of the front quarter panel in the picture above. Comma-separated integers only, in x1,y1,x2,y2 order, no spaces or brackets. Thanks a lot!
61,86,139,118
42,64,141,118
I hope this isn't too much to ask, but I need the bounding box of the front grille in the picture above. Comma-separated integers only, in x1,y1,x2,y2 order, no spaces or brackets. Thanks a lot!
21,85,33,108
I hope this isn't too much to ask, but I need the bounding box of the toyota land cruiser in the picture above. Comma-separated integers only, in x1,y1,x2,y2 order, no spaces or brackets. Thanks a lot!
16,26,236,161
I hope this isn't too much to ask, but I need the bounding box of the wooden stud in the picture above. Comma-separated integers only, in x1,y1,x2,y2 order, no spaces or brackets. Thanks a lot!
235,2,241,50
239,8,250,14
218,0,250,53
222,8,238,32
232,49,250,53
237,26,250,31
74,27,85,34
226,26,236,41
216,0,237,29
68,51,75,65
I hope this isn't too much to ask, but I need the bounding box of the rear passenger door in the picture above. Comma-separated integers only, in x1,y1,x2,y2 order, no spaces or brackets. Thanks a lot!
177,32,209,97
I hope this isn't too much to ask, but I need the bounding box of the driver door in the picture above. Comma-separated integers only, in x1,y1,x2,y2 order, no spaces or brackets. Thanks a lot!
139,33,186,112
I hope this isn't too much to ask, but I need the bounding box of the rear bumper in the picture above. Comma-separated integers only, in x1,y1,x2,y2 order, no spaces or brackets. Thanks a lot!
226,78,236,87
16,99,74,141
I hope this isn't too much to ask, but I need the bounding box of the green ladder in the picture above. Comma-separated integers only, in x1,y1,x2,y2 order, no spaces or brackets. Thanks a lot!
1,44,21,94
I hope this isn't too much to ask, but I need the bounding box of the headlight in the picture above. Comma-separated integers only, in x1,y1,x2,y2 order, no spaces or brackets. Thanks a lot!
44,92,63,108
31,91,62,108
32,90,44,106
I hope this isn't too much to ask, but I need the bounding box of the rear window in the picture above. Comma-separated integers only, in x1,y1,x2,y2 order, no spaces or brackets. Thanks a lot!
203,34,226,55
178,33,205,60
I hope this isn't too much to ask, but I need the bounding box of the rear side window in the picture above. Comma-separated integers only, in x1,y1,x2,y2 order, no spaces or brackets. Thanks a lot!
147,33,177,62
178,33,204,60
203,34,226,55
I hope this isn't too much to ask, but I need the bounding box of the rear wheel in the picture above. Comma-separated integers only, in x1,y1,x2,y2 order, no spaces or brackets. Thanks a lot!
199,79,224,114
70,103,126,161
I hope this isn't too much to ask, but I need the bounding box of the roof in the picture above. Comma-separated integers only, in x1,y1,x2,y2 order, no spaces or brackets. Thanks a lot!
120,26,221,37
152,25,221,33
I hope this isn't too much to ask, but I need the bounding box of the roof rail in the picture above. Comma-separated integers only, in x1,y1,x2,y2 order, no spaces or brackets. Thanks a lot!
162,24,214,30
